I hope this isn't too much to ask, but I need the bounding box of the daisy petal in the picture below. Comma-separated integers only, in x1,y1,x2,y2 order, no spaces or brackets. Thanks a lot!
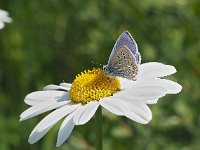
136,78,182,94
161,79,182,94
43,84,69,91
139,62,176,79
115,86,166,101
56,113,75,147
20,101,70,121
73,101,99,125
28,103,80,144
114,94,159,105
100,98,152,124
99,98,124,116
0,10,12,23
25,91,69,106
124,101,152,124
0,22,5,29
59,83,72,88
35,103,80,132
145,99,158,104
28,124,54,144
119,77,182,95
118,77,135,90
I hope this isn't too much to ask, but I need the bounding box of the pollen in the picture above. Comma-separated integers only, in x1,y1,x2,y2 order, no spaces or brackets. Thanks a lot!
69,68,120,104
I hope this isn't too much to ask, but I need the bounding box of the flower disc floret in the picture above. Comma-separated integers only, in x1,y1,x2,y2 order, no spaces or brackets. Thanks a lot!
69,68,120,104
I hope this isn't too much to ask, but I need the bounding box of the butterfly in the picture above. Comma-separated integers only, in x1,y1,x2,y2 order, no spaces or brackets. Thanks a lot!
103,31,141,80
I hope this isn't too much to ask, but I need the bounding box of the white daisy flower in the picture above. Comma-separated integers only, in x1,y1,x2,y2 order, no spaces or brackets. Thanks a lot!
20,62,182,147
0,9,12,30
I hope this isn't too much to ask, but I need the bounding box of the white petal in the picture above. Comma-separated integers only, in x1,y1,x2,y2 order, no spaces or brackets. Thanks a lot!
99,98,124,116
118,77,135,90
0,9,12,23
25,91,69,106
139,62,176,79
28,124,54,144
56,113,75,147
162,79,182,94
0,9,8,16
113,93,159,105
125,101,152,124
0,22,5,29
145,99,158,104
59,83,72,88
73,101,99,125
100,98,152,124
115,78,181,104
37,103,80,132
20,101,70,121
135,78,182,94
28,103,80,144
115,86,166,101
43,84,70,91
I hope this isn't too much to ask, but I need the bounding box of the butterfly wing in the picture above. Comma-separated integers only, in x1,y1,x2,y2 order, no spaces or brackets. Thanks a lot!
135,52,141,65
105,45,138,80
109,31,141,65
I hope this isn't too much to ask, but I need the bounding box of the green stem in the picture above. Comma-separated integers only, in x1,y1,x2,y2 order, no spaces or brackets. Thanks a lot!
95,106,102,150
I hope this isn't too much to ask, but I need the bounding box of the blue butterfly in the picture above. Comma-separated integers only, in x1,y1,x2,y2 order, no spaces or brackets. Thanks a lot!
103,31,141,80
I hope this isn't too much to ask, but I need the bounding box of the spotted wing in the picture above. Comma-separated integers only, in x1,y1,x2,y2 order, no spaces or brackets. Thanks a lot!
110,31,141,64
107,45,138,80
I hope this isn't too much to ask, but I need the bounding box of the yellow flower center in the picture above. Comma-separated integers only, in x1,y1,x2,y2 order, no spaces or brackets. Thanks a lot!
69,68,120,104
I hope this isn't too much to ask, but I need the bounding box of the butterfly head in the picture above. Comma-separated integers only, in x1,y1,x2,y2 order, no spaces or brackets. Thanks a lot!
102,65,110,74
103,64,123,78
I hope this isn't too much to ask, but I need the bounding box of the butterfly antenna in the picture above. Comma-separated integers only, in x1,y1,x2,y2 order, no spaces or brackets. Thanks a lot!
91,60,96,64
91,60,103,67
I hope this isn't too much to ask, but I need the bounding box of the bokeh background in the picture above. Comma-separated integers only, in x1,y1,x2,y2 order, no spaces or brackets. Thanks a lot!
0,0,200,150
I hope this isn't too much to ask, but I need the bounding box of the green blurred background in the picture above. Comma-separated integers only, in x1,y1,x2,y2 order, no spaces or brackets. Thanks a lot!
0,0,200,150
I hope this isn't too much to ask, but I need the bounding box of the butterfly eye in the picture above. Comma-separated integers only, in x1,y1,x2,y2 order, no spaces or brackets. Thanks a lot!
103,66,107,71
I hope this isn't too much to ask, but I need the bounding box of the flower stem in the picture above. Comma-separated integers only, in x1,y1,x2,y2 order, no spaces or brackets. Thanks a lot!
95,106,102,150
